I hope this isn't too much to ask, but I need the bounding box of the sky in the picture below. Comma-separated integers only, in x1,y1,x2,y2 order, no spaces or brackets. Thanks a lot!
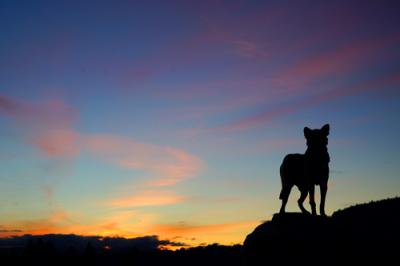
0,0,400,248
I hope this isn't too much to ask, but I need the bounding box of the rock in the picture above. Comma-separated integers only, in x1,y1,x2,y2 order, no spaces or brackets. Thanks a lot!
243,198,400,266
243,213,332,265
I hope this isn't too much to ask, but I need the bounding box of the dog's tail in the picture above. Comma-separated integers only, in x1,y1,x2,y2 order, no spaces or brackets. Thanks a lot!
279,164,284,200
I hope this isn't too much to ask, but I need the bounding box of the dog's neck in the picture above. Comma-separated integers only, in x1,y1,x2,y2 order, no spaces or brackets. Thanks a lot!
305,146,330,163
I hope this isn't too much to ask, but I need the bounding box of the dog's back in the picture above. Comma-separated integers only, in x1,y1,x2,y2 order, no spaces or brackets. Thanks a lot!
280,154,307,198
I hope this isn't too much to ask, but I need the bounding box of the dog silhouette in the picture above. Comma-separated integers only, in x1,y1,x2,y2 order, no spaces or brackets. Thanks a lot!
279,124,330,216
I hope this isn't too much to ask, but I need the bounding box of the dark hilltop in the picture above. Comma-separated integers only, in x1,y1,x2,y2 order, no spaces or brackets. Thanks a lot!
244,197,400,266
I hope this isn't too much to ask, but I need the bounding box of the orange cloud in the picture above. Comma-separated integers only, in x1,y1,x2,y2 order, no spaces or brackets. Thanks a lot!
153,221,251,235
151,220,260,246
0,194,256,246
104,190,186,208
10,209,74,236
1,208,141,238
77,211,140,237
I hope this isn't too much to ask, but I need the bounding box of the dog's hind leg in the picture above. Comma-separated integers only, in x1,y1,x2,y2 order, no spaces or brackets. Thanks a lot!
279,185,292,214
298,189,310,215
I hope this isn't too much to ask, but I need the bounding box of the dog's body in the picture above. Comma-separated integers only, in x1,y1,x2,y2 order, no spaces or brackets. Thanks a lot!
279,124,330,216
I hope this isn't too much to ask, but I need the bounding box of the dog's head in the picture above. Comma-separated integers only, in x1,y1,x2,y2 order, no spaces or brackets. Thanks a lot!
304,124,330,150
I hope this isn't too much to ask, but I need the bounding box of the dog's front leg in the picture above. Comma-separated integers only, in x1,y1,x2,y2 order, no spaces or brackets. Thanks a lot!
309,185,316,215
320,183,327,216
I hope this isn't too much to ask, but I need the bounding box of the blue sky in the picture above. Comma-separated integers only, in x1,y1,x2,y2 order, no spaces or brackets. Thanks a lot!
0,0,400,247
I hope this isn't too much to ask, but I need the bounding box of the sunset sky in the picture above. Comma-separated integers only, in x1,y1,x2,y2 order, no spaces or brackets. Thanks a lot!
1,0,400,247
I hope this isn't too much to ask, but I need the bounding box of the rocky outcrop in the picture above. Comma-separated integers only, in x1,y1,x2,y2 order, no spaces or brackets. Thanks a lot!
243,198,400,266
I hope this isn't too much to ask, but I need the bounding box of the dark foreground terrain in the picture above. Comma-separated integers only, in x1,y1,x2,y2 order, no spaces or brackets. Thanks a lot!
244,197,400,266
1,197,399,266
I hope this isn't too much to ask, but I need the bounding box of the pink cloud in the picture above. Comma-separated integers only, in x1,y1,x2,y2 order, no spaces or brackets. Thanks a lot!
274,34,400,88
115,0,399,110
83,134,202,187
32,129,80,157
0,95,74,124
0,94,79,157
221,71,400,132
181,33,399,132
154,31,400,129
217,103,301,133
232,40,267,58
0,95,19,115
0,95,203,188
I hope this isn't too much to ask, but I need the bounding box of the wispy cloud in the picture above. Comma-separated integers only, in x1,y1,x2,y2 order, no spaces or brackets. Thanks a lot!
0,95,202,187
2,209,134,237
220,71,400,132
32,128,80,157
0,202,160,238
0,94,78,157
0,94,203,222
104,190,186,208
151,31,400,135
83,134,202,187
274,34,400,89
232,40,267,58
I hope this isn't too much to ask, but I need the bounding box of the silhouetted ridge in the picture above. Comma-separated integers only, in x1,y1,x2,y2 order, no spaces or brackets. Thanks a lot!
244,197,400,266
332,196,400,218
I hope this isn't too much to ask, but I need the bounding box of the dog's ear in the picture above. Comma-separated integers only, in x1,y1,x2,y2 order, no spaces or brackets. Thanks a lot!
321,124,330,136
304,127,312,139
